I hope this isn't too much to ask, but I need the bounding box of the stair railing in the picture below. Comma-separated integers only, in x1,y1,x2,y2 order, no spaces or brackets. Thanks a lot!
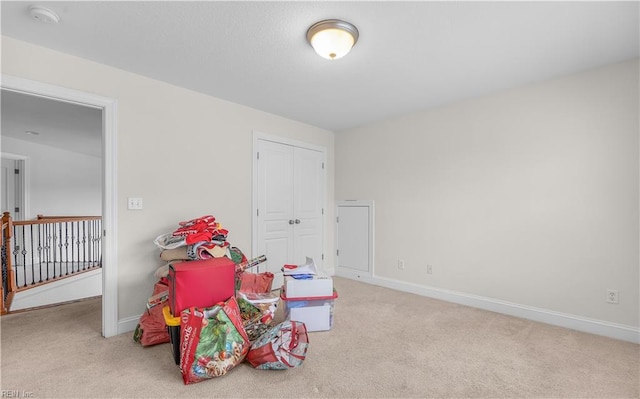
1,212,102,314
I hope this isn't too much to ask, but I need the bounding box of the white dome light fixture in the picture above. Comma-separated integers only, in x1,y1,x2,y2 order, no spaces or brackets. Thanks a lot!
29,5,60,24
306,19,359,60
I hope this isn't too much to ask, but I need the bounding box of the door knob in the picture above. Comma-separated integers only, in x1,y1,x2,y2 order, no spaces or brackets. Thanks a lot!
288,219,294,225
295,219,301,224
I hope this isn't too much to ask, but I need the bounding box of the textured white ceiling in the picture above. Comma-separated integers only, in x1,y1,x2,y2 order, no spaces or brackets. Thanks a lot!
1,1,638,152
1,90,102,157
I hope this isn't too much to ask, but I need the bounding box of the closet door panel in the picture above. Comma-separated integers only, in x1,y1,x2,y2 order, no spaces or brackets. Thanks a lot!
257,140,294,283
293,147,324,268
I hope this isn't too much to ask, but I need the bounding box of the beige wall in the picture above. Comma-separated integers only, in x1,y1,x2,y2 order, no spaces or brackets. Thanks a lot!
2,136,102,217
3,35,638,333
337,59,639,327
1,37,335,322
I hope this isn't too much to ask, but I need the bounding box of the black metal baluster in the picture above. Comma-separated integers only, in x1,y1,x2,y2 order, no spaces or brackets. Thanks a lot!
13,226,21,287
83,221,87,269
19,225,31,286
89,220,92,267
11,226,19,288
93,219,98,267
67,222,75,274
98,219,102,267
81,221,86,270
96,219,99,267
58,222,63,277
44,224,51,281
37,224,44,282
88,220,92,267
77,221,81,272
29,224,38,283
92,220,97,267
64,222,69,275
40,224,49,281
70,221,75,273
75,221,81,272
76,221,80,270
44,223,52,281
53,223,58,279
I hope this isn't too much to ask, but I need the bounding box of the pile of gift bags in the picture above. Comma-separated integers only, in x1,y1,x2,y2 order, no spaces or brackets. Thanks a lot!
134,215,310,385
179,296,309,384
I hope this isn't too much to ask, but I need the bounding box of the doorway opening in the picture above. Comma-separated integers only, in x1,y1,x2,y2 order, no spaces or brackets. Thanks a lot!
1,75,118,337
1,155,26,222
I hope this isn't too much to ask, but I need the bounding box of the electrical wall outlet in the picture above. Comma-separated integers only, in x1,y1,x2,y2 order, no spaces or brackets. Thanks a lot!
398,260,405,270
426,264,433,275
606,289,619,304
127,197,143,210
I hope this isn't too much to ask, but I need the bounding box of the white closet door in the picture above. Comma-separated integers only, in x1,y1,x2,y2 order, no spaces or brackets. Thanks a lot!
293,147,324,269
256,140,294,287
255,137,325,289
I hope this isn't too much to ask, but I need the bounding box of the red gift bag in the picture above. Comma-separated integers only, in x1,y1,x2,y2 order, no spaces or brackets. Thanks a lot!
133,280,170,346
179,296,250,384
239,272,274,293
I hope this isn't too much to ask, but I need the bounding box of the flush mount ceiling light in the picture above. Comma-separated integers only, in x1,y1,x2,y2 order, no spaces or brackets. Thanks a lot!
29,5,60,24
306,19,359,60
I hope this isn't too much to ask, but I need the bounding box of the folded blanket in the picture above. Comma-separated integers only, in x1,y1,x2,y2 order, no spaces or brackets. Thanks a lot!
160,246,190,262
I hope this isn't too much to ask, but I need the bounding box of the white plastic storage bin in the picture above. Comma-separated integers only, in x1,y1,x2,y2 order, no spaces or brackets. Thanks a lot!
280,290,338,332
283,275,334,298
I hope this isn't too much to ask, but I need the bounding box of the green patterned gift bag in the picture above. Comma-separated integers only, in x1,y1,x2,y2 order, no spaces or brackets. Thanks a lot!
179,296,250,384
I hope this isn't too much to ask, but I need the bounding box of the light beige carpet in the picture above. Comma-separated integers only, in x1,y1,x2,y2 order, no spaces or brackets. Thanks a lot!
1,277,638,398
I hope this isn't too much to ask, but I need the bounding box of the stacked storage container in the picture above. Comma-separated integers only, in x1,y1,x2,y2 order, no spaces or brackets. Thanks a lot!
280,258,338,332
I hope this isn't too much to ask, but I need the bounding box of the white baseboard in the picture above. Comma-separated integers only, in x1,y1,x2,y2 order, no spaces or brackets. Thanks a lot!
335,268,371,281
336,271,639,344
118,314,141,335
116,271,639,343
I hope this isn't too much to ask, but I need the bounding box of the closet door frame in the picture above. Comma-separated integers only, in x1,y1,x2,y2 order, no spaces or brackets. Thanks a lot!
251,130,327,274
335,200,375,280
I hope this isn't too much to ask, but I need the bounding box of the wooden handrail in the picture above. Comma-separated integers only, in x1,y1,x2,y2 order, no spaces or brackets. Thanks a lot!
16,215,101,226
1,211,17,314
37,214,101,220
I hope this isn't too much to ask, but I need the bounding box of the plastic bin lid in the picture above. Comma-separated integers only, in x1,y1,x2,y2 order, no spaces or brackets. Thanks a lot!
280,289,338,301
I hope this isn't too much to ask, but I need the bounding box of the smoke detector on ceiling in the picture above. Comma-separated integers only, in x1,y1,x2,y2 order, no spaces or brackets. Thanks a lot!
29,5,60,24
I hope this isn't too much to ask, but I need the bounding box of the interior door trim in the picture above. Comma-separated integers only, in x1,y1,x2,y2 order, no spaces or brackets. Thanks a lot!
1,153,28,221
1,74,119,338
251,130,327,269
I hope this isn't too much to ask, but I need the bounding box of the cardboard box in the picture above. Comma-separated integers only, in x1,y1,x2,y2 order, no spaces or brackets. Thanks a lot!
281,290,338,332
283,275,333,298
